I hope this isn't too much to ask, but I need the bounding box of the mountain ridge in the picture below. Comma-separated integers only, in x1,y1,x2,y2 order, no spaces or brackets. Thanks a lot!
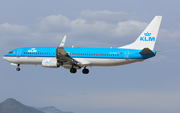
0,98,73,113
0,98,43,113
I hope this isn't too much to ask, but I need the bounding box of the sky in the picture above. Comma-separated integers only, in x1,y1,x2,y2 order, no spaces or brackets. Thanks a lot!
0,0,180,113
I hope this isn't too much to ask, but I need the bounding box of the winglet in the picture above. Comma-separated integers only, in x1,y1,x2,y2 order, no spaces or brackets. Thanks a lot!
58,35,66,47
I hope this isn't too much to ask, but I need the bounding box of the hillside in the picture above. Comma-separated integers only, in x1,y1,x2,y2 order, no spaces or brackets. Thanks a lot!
0,98,43,113
36,106,73,113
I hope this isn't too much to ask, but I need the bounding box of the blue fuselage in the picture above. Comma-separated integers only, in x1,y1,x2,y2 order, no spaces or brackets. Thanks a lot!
4,47,156,59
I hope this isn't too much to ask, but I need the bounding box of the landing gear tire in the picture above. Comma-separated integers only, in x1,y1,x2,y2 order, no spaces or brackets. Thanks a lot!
16,68,20,71
70,68,77,73
82,68,89,74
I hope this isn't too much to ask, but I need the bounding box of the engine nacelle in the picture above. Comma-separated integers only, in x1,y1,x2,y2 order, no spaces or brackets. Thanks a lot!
42,58,60,68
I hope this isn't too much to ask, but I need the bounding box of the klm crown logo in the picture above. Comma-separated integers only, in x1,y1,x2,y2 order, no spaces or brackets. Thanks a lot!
144,32,151,36
140,32,155,41
45,61,49,64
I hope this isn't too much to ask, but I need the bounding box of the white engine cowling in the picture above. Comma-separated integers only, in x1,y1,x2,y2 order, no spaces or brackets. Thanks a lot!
42,58,60,68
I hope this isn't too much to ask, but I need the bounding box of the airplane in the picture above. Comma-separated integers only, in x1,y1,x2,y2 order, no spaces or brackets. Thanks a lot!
3,16,162,74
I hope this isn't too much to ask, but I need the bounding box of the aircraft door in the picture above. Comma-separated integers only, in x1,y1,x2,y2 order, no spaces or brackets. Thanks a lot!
17,49,22,57
124,51,129,60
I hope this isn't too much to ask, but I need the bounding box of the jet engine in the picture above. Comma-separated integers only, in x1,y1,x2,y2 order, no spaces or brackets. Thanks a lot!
42,58,60,68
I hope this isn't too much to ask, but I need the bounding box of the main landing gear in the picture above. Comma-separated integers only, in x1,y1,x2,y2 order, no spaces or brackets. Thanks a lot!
70,66,89,74
16,64,20,71
70,67,77,73
82,67,89,74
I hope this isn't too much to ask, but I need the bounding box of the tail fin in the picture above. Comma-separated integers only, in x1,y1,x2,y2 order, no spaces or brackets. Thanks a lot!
119,16,162,50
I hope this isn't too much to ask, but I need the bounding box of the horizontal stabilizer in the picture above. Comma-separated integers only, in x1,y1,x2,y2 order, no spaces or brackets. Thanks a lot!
140,48,154,54
156,50,175,53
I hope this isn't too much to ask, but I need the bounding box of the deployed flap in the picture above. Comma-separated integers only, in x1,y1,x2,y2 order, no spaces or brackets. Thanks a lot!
140,48,154,54
58,35,66,47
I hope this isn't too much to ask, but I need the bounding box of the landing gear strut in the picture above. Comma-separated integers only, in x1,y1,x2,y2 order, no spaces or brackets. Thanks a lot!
82,67,89,74
16,64,20,71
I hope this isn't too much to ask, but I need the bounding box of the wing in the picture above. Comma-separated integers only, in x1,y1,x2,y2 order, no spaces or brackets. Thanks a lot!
56,36,86,69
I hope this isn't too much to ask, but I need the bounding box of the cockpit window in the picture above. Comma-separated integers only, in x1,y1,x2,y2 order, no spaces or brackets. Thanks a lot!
9,51,13,54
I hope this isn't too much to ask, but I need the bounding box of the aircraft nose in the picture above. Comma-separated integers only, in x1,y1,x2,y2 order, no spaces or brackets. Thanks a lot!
3,56,8,61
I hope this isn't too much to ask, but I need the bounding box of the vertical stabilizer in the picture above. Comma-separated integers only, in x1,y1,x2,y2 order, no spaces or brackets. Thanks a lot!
119,16,162,50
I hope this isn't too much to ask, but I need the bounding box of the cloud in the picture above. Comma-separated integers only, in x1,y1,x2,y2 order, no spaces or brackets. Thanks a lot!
36,12,147,47
158,23,180,46
80,10,137,23
112,21,147,37
38,15,71,33
0,23,30,35
0,10,179,50
0,23,31,49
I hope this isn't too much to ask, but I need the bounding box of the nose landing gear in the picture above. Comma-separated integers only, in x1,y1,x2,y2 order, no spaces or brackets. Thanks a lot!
16,64,20,71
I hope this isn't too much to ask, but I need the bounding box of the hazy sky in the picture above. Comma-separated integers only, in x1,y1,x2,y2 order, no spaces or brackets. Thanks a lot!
0,0,180,113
